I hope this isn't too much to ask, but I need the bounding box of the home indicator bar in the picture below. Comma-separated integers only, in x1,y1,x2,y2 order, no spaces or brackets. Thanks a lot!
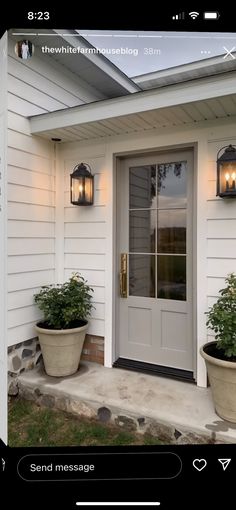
76,504,161,507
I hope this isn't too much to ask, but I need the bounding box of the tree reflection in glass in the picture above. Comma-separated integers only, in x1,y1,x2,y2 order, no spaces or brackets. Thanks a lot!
129,161,187,301
157,162,187,208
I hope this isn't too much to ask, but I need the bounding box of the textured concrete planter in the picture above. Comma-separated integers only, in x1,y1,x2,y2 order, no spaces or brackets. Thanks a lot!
200,341,236,423
35,322,88,377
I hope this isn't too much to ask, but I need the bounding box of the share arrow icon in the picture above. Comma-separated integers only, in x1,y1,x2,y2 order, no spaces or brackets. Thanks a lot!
218,459,231,471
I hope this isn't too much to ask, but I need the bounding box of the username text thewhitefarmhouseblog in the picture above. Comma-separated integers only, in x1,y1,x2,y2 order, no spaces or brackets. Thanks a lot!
41,46,139,56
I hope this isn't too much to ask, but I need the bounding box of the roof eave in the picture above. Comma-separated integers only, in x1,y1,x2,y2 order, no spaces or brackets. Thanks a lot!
30,71,236,135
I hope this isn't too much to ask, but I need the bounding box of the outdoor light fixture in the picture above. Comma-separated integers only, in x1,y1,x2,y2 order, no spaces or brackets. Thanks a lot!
70,163,94,205
217,145,236,198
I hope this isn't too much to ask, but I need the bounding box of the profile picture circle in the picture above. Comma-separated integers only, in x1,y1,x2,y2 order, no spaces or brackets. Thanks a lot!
15,40,34,60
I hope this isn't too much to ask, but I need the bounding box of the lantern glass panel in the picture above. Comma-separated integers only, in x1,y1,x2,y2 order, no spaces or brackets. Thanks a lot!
71,177,84,204
84,176,93,204
219,161,236,196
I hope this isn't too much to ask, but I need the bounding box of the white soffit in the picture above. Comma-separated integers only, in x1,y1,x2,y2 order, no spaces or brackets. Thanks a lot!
30,73,236,142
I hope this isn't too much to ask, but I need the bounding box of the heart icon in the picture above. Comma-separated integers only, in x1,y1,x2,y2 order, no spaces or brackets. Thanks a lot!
193,459,207,472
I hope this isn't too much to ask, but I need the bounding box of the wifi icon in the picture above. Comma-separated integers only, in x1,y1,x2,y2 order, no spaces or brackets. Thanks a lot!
189,11,199,19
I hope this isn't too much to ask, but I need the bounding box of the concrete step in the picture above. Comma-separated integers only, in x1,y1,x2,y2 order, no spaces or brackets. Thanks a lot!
17,361,236,444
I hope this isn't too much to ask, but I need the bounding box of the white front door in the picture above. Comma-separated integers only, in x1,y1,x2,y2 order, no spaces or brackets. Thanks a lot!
116,151,193,377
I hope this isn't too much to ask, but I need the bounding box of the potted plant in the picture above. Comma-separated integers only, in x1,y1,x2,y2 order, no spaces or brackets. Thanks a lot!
34,273,93,377
200,273,236,422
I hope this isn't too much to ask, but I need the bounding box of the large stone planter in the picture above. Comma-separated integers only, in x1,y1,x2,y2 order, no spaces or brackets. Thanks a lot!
35,321,88,377
200,341,236,423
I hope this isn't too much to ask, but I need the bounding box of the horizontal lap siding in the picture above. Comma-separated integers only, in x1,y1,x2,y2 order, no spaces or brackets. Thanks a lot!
7,130,55,345
8,270,55,293
7,37,100,346
207,137,236,341
64,155,107,337
8,38,103,104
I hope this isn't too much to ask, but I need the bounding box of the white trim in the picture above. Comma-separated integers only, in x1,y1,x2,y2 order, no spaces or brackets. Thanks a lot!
30,72,236,134
196,137,209,387
55,142,65,283
133,52,236,85
54,29,140,94
0,32,8,444
101,132,211,386
104,147,115,367
192,144,198,381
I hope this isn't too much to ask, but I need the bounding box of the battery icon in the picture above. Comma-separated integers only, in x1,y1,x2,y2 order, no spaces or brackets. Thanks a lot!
204,12,220,19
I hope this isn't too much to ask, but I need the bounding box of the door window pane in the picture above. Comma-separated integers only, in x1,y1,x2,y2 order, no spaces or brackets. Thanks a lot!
157,209,186,253
157,162,187,208
129,255,155,297
129,165,156,209
129,210,156,253
157,255,186,300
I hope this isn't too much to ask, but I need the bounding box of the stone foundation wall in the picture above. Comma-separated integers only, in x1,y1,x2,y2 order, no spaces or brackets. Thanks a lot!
8,338,42,376
8,334,104,375
81,335,104,365
8,334,104,395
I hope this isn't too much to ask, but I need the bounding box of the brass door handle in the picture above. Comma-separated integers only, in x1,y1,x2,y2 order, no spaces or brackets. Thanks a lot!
120,253,127,298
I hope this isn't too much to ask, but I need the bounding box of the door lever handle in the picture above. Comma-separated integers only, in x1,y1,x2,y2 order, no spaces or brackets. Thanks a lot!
120,253,127,298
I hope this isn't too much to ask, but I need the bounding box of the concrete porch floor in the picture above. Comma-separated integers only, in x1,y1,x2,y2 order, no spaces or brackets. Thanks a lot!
18,362,236,444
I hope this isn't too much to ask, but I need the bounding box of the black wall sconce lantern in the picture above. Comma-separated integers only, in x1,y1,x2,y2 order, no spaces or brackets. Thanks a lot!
217,145,236,198
70,163,94,205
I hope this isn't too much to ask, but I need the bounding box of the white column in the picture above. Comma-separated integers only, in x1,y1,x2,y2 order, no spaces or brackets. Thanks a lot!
196,136,208,387
54,142,65,284
104,146,116,367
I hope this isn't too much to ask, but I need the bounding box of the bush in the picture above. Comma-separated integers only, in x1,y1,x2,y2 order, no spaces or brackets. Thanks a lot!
34,273,94,329
206,273,236,358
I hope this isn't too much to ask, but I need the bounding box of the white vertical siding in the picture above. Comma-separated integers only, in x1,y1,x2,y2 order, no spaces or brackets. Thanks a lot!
7,35,99,347
206,137,236,341
62,148,107,337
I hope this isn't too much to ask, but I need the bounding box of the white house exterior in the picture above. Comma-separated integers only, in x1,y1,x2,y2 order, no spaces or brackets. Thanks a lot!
0,31,8,444
1,30,236,441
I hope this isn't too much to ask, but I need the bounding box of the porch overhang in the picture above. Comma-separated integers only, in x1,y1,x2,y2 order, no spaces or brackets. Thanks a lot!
29,71,236,142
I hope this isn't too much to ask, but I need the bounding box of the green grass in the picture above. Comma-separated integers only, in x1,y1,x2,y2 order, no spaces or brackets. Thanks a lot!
8,397,163,447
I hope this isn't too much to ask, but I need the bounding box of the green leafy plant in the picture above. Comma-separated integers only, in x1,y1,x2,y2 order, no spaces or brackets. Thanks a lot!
34,273,94,329
206,273,236,358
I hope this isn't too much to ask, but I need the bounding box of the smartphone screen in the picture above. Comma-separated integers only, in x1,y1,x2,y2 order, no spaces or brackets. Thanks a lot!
1,7,236,509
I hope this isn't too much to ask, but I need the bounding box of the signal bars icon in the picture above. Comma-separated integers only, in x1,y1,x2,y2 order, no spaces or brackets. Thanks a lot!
172,12,185,20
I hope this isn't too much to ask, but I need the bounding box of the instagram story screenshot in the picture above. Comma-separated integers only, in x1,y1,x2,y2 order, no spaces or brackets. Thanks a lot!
0,6,236,509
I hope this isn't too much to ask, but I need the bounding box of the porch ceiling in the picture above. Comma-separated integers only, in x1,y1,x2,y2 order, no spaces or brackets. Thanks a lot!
30,72,236,143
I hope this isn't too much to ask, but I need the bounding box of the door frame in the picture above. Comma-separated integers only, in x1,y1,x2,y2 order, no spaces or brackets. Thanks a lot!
113,144,197,381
